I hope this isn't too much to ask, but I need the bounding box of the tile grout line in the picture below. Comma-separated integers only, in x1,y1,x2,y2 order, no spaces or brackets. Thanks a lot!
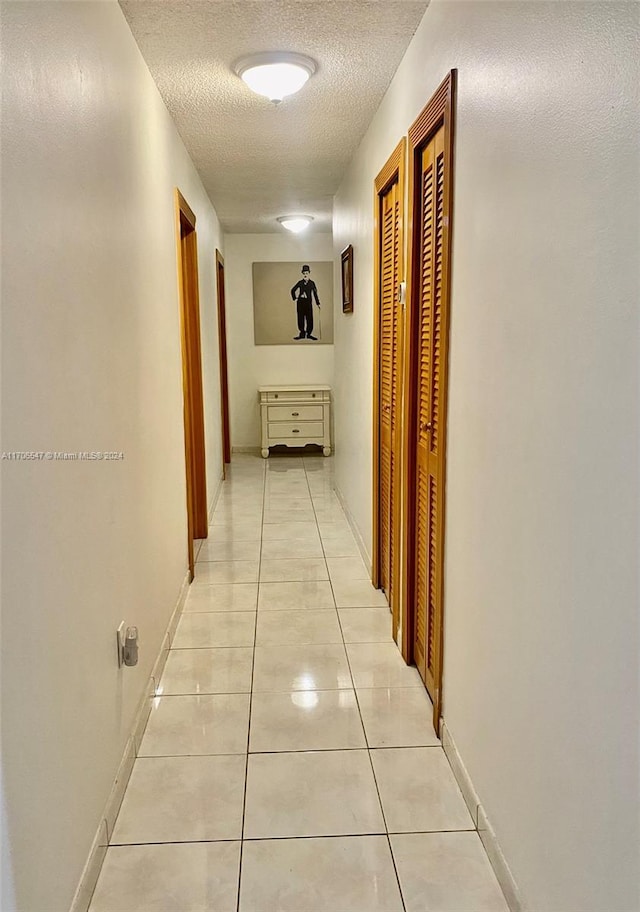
235,456,266,912
340,611,408,911
107,825,478,849
315,461,407,911
304,459,336,622
303,459,349,682
305,456,340,622
129,745,449,761
306,457,406,908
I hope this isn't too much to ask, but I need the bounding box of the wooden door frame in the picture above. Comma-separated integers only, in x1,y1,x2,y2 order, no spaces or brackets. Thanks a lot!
400,70,456,732
215,250,231,476
372,137,406,642
175,189,208,580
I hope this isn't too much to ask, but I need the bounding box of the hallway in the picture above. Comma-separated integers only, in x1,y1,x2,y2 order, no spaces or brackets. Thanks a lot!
88,454,508,912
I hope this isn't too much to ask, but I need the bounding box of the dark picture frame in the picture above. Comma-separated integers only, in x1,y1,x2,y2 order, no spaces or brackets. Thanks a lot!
341,244,354,313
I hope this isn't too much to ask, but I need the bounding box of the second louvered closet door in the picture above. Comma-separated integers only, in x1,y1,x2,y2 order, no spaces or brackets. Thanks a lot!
379,178,401,605
413,125,445,698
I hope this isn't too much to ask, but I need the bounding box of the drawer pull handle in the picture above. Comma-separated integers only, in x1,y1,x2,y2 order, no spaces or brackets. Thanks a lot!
292,429,300,433
312,393,316,398
291,412,299,417
274,394,279,399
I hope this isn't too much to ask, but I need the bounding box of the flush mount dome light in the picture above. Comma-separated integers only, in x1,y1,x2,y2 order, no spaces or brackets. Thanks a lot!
234,52,317,104
277,215,314,234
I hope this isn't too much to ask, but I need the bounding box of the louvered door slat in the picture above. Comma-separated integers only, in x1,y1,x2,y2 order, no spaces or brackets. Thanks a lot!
427,474,437,693
413,126,446,698
379,185,395,596
379,178,401,601
414,462,428,672
391,195,400,435
413,140,434,683
431,148,445,456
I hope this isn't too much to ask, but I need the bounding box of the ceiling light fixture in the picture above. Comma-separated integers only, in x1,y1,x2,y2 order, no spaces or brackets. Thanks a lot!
234,52,317,104
277,215,314,234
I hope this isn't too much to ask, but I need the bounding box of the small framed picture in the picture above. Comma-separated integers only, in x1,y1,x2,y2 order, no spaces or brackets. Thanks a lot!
341,244,354,314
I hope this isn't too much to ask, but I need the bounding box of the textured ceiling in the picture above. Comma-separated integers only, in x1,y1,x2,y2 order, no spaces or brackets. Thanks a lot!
119,1,429,233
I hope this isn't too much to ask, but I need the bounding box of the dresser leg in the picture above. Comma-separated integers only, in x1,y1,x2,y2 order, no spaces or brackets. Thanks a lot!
323,446,331,457
261,448,269,459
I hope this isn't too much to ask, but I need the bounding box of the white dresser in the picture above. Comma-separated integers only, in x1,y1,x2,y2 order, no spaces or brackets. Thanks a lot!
259,385,331,458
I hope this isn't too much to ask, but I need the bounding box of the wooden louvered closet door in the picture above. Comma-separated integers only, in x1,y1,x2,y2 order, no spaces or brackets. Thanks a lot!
413,124,445,697
379,178,401,604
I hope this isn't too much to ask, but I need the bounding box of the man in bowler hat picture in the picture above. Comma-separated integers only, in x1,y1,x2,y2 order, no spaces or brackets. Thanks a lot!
291,264,321,340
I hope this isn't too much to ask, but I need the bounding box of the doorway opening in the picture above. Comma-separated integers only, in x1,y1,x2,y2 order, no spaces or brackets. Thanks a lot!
175,189,208,581
216,250,231,475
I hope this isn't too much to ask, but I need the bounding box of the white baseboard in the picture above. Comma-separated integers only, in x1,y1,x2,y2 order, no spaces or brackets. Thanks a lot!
333,484,372,575
69,571,190,912
208,473,225,523
477,805,525,912
441,721,480,826
167,574,190,648
68,819,108,912
103,734,137,844
441,721,524,912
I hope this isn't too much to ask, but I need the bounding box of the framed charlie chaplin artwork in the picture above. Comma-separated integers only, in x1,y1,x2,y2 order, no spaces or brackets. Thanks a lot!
252,261,334,345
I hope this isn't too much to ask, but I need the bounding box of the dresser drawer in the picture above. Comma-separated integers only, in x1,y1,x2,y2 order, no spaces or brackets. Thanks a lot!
268,421,324,440
268,404,323,422
266,390,325,402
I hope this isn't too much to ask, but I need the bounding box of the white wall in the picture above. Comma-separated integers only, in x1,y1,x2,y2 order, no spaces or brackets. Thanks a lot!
1,3,224,909
333,2,640,910
224,234,334,448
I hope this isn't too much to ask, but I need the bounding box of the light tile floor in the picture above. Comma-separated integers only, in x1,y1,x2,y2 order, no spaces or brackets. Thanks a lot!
89,454,509,912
